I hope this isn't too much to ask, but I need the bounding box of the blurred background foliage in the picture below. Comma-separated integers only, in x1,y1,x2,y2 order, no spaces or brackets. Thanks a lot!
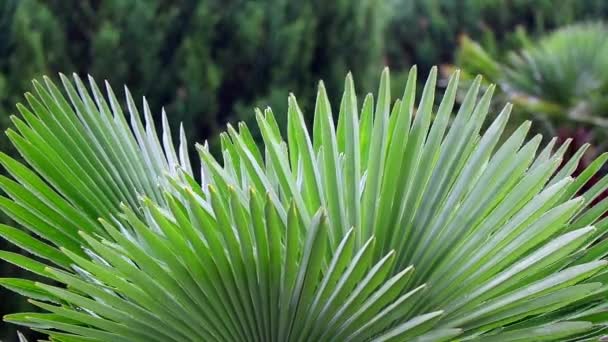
455,23,608,148
0,0,387,154
2,0,608,340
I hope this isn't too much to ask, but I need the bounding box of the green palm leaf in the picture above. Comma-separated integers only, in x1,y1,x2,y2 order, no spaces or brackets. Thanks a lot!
2,68,608,341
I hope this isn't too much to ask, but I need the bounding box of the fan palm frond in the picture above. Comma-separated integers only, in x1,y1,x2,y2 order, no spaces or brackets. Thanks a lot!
2,67,608,341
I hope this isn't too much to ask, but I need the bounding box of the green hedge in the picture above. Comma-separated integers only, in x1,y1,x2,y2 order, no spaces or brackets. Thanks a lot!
0,0,387,150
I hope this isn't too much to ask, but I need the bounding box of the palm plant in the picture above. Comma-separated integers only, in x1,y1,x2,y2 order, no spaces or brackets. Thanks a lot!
2,67,608,341
455,22,608,140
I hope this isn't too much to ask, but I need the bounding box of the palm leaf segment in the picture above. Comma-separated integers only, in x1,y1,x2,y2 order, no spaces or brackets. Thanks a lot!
2,67,608,341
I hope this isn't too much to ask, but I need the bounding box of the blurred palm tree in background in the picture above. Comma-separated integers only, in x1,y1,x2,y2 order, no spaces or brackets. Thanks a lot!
456,23,608,144
454,23,608,194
